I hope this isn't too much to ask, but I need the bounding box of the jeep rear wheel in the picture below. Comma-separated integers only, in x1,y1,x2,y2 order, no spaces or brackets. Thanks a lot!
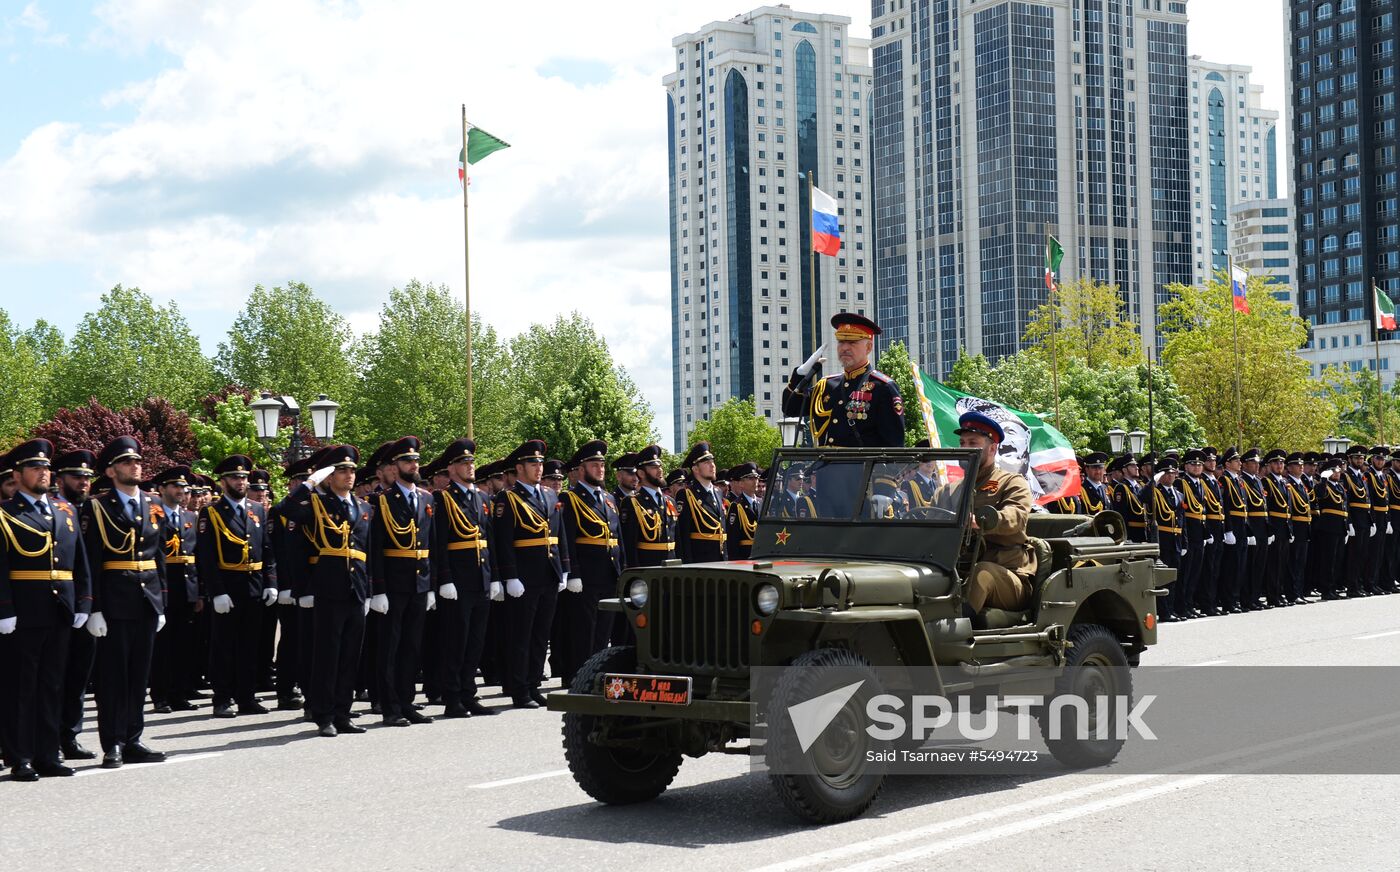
766,648,886,825
1038,623,1132,769
561,646,683,805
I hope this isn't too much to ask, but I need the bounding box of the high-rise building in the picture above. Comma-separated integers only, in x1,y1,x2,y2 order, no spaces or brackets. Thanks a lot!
1230,199,1297,295
1186,58,1282,291
664,7,873,448
871,0,1190,377
1287,0,1400,385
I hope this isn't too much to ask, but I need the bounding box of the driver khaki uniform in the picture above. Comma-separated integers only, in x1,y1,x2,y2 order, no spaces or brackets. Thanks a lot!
965,463,1036,612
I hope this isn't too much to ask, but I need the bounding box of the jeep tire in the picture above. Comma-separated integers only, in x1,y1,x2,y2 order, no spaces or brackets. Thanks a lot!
1038,623,1132,769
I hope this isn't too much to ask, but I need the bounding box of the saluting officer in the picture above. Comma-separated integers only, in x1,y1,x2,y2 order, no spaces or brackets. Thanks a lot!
82,436,168,769
1313,455,1350,600
782,312,905,448
493,440,566,709
148,465,200,714
277,445,372,737
367,436,434,727
619,445,677,569
431,438,498,718
198,454,278,719
726,463,762,560
1148,460,1184,620
1341,444,1374,597
675,442,728,563
1366,445,1391,596
558,440,623,685
51,448,99,761
0,440,91,779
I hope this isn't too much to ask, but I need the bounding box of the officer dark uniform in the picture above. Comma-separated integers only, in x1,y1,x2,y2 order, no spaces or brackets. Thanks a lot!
1313,456,1350,600
266,459,311,711
782,312,906,448
1366,446,1391,596
675,442,728,563
493,440,566,708
1387,450,1400,593
51,448,99,761
148,465,200,713
1080,454,1109,514
0,440,91,779
901,451,943,514
558,440,623,685
367,436,434,726
726,463,762,560
611,452,639,507
1146,460,1183,620
1341,444,1374,597
1284,452,1313,604
276,445,371,736
1260,448,1293,607
619,445,677,569
429,438,497,718
1173,450,1208,619
1110,455,1150,541
198,453,277,718
1195,448,1226,615
1217,448,1251,613
82,436,168,768
1239,449,1271,609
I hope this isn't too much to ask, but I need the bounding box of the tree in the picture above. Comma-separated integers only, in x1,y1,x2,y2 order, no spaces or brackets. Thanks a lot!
54,285,217,412
0,310,60,442
1160,276,1336,448
875,340,929,446
1318,366,1400,446
1023,277,1144,371
684,397,781,471
355,281,512,459
189,396,292,491
506,313,655,464
214,282,358,417
30,398,197,473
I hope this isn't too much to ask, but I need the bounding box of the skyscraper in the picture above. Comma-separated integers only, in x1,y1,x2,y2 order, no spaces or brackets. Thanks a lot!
1287,0,1400,384
665,7,873,447
871,0,1190,377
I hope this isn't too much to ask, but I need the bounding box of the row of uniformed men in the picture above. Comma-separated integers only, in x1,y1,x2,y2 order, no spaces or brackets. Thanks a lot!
1047,445,1400,621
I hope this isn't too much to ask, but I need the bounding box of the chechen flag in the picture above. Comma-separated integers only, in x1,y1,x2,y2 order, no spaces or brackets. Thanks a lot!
811,186,841,256
1230,265,1251,314
1376,283,1397,331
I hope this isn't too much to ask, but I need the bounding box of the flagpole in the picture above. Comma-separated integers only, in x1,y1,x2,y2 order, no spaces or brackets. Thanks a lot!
1375,277,1384,444
1045,223,1061,428
808,170,818,362
1229,259,1243,443
462,105,474,440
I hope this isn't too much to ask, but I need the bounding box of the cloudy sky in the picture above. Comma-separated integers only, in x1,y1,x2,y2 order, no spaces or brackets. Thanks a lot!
0,0,1286,443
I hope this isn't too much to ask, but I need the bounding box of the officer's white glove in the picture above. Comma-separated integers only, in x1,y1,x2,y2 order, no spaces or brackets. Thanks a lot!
425,591,437,611
1154,471,1168,484
1204,536,1215,546
363,598,371,616
558,578,566,592
213,595,233,614
438,583,458,601
489,581,504,602
1321,469,1336,480
1246,536,1256,546
1289,535,1295,544
369,594,389,614
261,588,279,606
157,614,167,632
505,578,524,598
795,343,826,376
1372,525,1379,537
72,613,88,630
299,595,314,609
1348,524,1356,537
566,576,583,593
1267,535,1276,545
1179,546,1187,556
86,612,108,638
1224,532,1236,546
1389,523,1395,535
277,589,294,606
307,465,336,487
0,616,15,634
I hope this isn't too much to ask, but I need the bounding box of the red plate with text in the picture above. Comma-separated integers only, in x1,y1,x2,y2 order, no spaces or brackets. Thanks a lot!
602,673,693,706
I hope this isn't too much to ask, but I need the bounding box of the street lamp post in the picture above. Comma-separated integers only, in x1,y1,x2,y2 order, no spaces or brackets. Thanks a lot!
778,417,802,448
1107,428,1126,454
250,391,338,467
1127,430,1147,455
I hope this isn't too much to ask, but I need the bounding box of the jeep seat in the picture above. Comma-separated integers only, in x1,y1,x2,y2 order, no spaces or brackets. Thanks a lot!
978,537,1053,629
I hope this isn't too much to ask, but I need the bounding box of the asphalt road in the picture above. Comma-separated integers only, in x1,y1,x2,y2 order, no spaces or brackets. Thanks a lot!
3,595,1398,872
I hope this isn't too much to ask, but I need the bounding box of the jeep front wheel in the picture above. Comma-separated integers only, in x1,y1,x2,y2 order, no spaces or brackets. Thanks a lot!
1038,623,1132,769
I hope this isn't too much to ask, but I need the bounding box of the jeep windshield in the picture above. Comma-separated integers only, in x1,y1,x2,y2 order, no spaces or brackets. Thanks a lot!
760,449,976,525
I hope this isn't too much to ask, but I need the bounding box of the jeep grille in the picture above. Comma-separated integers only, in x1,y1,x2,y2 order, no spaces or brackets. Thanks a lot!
647,574,752,674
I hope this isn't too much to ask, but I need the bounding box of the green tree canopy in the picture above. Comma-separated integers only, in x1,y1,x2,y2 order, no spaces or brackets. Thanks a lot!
1317,365,1400,447
1022,276,1144,371
684,397,781,471
875,340,929,446
0,310,62,442
189,396,291,491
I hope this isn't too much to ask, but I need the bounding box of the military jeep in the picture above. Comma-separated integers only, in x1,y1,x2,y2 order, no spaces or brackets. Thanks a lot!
548,447,1174,824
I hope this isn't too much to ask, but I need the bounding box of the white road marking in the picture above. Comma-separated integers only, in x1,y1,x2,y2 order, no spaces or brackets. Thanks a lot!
469,768,571,789
75,752,223,777
1191,659,1229,666
1354,629,1400,640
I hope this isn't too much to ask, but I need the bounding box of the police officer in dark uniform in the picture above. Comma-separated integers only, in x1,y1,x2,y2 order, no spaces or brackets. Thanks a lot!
1366,445,1391,596
1313,455,1350,600
1261,448,1293,608
619,445,676,569
0,440,91,779
198,453,278,719
1080,454,1109,514
726,463,762,560
149,465,199,713
1216,448,1251,613
1174,449,1209,619
1111,455,1150,541
1341,444,1374,597
675,442,728,563
277,445,372,737
901,441,943,514
82,436,168,769
1146,459,1183,621
430,438,497,718
1239,449,1271,609
367,436,434,727
1386,449,1400,593
1284,452,1313,604
492,440,566,708
558,440,623,685
774,465,817,519
268,458,314,712
782,312,905,448
51,448,99,761
611,452,639,507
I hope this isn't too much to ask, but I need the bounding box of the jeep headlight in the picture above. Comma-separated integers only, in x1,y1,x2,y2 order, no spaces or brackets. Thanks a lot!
755,583,780,616
627,578,649,608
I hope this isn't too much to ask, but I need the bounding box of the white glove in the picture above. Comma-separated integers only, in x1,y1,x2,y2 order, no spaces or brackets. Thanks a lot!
1246,536,1257,546
87,612,108,638
157,614,167,632
1267,535,1276,545
489,581,504,602
261,588,279,606
1204,536,1215,546
363,598,371,616
438,583,458,601
277,589,294,606
1224,532,1236,545
566,576,583,593
1389,523,1394,535
795,343,826,376
213,595,233,614
299,595,314,608
0,616,15,634
506,578,524,598
308,465,335,487
72,613,88,630
1371,525,1378,537
1321,469,1336,480
369,594,389,614
1154,471,1168,483
1179,546,1187,556
1348,524,1356,537
426,591,437,611
1289,535,1295,544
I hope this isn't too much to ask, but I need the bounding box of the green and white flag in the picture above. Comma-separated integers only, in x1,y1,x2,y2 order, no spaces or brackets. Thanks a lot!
910,364,1080,505
458,125,510,185
1044,234,1064,291
1375,282,1397,332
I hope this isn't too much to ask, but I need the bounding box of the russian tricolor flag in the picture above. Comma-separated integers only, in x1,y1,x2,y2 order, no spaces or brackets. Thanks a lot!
1230,265,1250,314
811,186,841,257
